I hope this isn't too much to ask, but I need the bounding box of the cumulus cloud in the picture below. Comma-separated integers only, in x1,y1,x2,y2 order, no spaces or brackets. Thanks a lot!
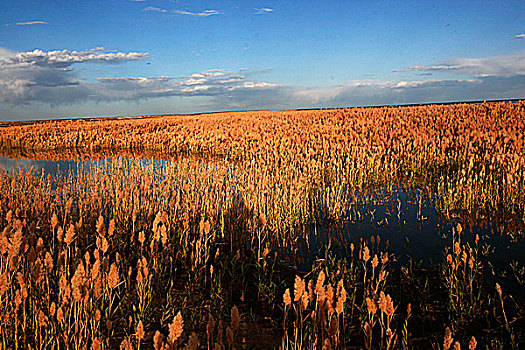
173,9,223,17
16,21,48,25
0,46,279,108
94,69,277,100
1,47,523,120
143,6,167,13
394,53,525,77
515,34,525,39
253,8,274,15
90,74,522,113
292,75,525,108
0,47,148,105
0,48,147,69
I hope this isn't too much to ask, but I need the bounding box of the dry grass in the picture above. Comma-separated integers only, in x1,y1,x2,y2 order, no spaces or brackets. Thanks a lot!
0,102,524,348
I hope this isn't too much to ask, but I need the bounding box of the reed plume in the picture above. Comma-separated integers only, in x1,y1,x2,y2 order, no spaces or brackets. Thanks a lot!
168,311,184,345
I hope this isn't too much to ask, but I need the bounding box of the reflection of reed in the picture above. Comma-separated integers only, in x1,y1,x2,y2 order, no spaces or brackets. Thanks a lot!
0,148,214,163
0,156,80,176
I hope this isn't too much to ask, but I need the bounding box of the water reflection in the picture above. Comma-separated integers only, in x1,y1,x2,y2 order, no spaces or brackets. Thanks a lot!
1,153,523,273
274,185,525,271
0,155,172,178
0,156,81,177
293,189,525,270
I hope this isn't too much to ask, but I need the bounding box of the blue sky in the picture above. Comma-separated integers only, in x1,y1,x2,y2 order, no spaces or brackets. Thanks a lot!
1,0,524,120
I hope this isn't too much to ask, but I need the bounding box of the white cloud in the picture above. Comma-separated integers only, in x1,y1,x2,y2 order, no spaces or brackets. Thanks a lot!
173,9,223,17
515,34,525,39
143,6,167,13
0,47,148,105
16,21,48,26
291,76,524,108
394,53,525,77
1,47,523,120
234,81,276,89
0,47,16,57
0,47,278,108
90,74,524,113
94,69,276,99
253,8,274,15
0,48,147,69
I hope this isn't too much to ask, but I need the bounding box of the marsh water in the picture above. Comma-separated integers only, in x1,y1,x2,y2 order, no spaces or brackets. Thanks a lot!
0,156,83,177
1,155,524,272
294,191,525,271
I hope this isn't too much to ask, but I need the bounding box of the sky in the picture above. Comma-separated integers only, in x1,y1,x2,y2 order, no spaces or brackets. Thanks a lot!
0,0,524,121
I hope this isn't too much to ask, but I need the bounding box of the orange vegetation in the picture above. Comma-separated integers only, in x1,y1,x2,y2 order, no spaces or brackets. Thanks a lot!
0,102,524,348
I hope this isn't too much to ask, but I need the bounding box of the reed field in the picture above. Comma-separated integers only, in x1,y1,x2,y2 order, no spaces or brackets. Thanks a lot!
0,102,524,349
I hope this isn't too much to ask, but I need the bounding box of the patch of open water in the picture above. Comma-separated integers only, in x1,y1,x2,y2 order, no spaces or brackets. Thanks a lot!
293,189,525,271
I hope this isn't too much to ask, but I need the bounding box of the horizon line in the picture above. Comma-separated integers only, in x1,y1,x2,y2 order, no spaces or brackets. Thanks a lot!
1,98,523,125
